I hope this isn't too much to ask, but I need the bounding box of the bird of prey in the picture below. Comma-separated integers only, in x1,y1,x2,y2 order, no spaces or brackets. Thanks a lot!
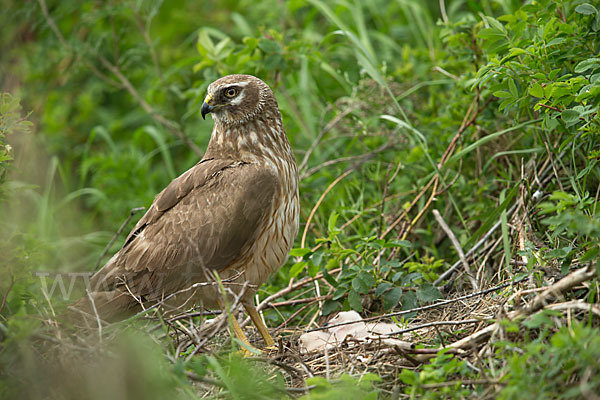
71,75,299,348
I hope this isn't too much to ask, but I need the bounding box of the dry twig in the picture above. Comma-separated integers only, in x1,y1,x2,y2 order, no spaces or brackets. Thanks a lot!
95,207,145,270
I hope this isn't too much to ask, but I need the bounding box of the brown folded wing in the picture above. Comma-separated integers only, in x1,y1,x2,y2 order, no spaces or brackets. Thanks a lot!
88,158,279,306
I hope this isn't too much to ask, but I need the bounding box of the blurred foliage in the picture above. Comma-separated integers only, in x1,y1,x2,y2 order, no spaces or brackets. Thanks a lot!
398,351,475,399
0,0,599,398
0,93,32,198
498,320,600,399
0,331,193,400
300,373,381,399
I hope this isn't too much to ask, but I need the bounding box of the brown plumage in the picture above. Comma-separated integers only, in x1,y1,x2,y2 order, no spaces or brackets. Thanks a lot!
71,75,299,346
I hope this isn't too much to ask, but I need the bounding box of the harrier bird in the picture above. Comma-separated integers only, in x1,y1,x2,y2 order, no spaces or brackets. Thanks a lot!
72,75,299,348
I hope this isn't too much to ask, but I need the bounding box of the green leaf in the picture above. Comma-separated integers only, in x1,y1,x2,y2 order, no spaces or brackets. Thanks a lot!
385,239,411,248
400,292,418,317
401,272,422,286
311,251,324,267
574,58,600,73
580,246,599,262
383,287,403,311
358,271,376,288
328,212,339,233
263,54,283,70
307,260,319,277
322,300,340,316
507,47,528,57
348,290,363,312
485,16,507,34
493,91,512,98
306,376,330,388
546,37,566,47
375,282,392,297
322,268,338,287
528,83,545,98
196,30,214,56
257,38,281,54
524,310,562,328
288,261,307,278
547,246,572,258
332,286,347,300
242,36,258,50
352,276,369,294
289,248,312,257
508,78,518,97
416,283,443,303
561,109,581,124
499,97,515,111
575,3,598,15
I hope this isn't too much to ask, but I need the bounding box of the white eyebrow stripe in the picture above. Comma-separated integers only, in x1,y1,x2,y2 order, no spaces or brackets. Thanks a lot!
229,92,246,105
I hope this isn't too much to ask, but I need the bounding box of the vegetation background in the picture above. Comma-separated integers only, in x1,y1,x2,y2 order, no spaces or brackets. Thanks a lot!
1,0,599,398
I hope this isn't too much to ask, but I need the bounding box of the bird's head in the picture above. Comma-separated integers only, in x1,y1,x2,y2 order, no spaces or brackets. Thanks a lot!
201,74,275,125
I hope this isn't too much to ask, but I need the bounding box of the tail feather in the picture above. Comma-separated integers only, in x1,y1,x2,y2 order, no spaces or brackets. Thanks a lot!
64,291,141,328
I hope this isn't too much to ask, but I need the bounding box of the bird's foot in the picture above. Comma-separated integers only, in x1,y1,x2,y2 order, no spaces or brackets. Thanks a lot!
262,344,278,353
234,340,263,357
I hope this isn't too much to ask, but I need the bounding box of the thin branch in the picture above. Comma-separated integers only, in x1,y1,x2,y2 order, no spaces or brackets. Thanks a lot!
38,0,203,156
449,266,596,350
184,371,226,388
0,276,15,316
307,279,520,333
422,379,505,389
300,142,395,180
274,301,317,331
37,0,122,88
546,300,600,317
301,168,354,248
378,318,491,337
256,267,342,313
184,281,250,361
96,55,203,156
380,176,435,238
131,7,165,87
95,207,145,270
439,0,448,23
382,95,493,242
434,202,519,285
85,289,103,341
523,266,596,314
298,104,359,172
433,209,479,291
269,294,333,308
537,103,562,112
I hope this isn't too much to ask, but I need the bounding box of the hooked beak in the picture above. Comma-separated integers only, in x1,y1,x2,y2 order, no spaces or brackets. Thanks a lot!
201,93,215,120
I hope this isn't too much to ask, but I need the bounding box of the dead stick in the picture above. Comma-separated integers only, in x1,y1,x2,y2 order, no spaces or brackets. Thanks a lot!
95,207,145,270
434,202,519,285
422,379,505,389
448,266,595,350
433,209,478,291
307,279,519,332
0,276,15,315
301,169,354,248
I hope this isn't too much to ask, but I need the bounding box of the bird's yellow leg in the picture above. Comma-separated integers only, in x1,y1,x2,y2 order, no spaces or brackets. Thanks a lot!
213,273,257,355
217,297,258,355
228,313,256,353
244,302,276,348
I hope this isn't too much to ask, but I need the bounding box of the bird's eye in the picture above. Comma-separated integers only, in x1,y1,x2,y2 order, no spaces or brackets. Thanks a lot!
224,87,239,98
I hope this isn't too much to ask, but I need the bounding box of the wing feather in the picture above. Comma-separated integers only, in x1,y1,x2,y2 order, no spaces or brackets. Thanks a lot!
90,158,279,303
